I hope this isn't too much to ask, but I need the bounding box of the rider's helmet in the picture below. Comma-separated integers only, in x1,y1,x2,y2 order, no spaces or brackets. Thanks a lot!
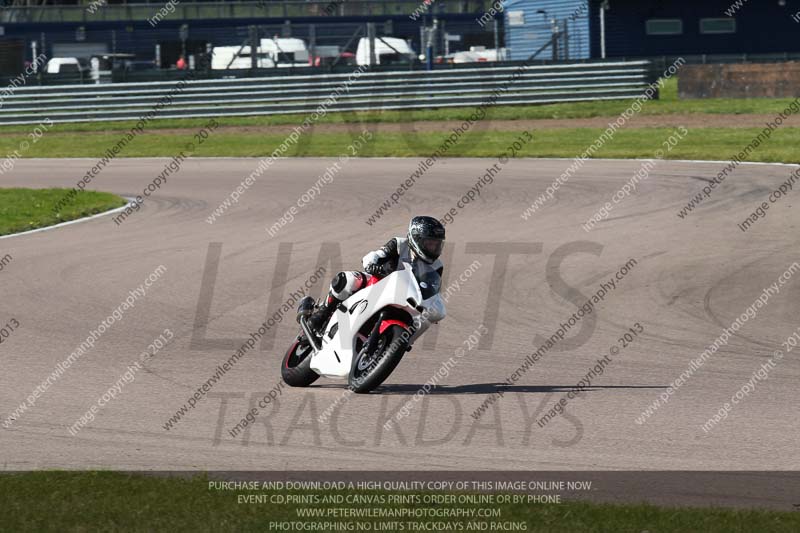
408,216,445,263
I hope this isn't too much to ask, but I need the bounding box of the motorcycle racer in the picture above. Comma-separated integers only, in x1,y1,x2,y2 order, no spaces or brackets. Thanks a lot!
305,215,446,335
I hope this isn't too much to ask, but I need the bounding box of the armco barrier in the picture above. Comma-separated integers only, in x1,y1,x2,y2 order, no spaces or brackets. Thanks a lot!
0,61,653,125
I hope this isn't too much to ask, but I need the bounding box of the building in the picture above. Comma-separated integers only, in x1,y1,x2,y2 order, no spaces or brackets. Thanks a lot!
503,0,590,61
504,0,800,61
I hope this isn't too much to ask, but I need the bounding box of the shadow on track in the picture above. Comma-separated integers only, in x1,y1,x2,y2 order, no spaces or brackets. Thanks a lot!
312,383,667,395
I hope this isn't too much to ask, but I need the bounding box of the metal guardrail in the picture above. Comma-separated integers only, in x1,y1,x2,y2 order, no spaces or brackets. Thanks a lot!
0,61,653,125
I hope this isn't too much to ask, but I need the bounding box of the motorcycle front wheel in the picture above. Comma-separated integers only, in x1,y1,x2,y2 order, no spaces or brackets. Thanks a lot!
348,325,409,393
281,336,320,387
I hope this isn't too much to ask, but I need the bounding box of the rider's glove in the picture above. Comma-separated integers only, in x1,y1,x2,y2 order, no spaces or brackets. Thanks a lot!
362,250,387,270
365,262,383,276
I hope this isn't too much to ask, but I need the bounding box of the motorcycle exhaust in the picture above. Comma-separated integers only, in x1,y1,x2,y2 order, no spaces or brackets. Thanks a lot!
297,296,322,353
299,316,321,353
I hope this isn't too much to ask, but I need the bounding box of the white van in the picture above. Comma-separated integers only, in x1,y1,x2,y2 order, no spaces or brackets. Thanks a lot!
355,37,414,66
211,46,275,70
259,38,310,67
45,57,89,74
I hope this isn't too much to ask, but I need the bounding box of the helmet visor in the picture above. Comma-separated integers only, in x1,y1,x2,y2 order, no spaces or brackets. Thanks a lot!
420,237,444,259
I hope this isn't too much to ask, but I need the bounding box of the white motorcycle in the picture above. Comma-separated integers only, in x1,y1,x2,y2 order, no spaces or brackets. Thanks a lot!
281,261,445,393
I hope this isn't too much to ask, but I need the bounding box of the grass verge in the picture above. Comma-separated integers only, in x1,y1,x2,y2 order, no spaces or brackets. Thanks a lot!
0,188,126,236
1,472,798,532
4,78,797,162
1,127,798,163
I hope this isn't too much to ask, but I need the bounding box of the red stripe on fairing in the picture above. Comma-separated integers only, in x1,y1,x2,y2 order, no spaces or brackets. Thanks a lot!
366,274,381,287
379,319,408,334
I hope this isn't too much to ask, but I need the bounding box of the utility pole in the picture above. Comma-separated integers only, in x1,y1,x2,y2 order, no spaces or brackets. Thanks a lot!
309,24,316,67
366,22,377,66
249,25,259,70
493,18,499,55
600,1,609,59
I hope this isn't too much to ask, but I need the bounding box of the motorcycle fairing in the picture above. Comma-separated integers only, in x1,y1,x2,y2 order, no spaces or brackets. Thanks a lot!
309,262,423,378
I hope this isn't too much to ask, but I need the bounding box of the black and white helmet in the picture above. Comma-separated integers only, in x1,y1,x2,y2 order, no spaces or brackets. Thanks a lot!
408,215,445,263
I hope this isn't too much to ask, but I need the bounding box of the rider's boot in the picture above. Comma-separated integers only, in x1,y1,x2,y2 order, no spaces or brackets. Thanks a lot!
296,296,315,323
307,293,340,335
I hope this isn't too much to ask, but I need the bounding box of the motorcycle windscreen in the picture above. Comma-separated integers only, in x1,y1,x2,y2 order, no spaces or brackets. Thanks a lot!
412,262,441,300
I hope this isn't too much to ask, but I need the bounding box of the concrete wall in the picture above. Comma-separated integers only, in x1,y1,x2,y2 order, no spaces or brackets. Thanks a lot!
679,62,800,98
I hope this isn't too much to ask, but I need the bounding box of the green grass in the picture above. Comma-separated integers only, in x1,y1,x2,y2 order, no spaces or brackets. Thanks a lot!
3,78,797,162
0,472,798,532
0,188,126,236
660,76,679,102
1,127,798,163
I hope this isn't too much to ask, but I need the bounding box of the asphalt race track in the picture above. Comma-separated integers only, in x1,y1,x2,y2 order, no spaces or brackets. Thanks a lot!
2,157,799,489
